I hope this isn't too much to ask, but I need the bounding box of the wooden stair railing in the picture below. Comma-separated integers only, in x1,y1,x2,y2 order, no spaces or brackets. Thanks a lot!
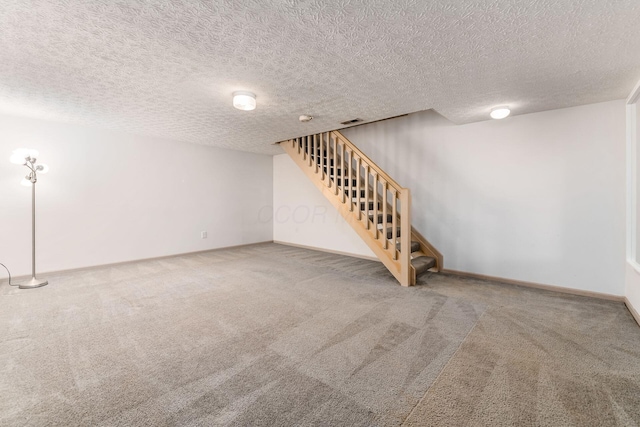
279,130,442,286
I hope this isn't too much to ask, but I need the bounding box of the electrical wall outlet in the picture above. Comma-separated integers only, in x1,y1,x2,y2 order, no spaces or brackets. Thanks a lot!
201,231,207,239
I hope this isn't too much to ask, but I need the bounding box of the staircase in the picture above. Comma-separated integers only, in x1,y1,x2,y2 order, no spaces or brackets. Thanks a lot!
279,130,442,286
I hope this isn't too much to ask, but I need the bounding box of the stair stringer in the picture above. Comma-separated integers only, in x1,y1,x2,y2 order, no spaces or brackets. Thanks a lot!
411,227,443,273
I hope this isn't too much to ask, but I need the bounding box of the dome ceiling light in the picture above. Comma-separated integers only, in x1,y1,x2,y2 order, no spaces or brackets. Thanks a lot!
490,106,511,119
233,91,256,111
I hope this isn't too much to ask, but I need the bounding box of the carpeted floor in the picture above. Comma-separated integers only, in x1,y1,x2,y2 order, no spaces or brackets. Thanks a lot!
0,242,638,426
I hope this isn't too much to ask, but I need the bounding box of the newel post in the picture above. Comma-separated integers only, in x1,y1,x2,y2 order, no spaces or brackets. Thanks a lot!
399,188,412,286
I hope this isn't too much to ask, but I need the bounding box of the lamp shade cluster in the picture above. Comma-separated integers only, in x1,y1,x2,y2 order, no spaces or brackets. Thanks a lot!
10,148,48,186
10,148,39,164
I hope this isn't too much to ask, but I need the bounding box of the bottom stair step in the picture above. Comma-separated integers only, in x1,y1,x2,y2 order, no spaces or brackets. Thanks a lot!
412,256,436,277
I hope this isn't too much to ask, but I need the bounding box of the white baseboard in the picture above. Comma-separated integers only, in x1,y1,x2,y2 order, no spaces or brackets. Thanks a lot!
273,243,628,304
273,241,379,262
0,241,274,284
442,268,625,302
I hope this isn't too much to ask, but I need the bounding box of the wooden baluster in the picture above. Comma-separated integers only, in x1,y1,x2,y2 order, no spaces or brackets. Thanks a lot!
333,136,343,196
303,135,306,160
345,149,353,212
325,132,329,181
324,133,328,185
318,133,321,166
382,180,388,249
312,134,317,171
399,189,412,286
328,133,334,188
342,147,348,203
341,142,346,203
317,133,321,171
337,139,342,198
319,133,324,184
333,134,338,190
356,156,362,220
392,189,398,260
319,133,324,180
372,172,378,238
364,165,370,229
323,132,331,183
348,149,354,211
329,135,334,187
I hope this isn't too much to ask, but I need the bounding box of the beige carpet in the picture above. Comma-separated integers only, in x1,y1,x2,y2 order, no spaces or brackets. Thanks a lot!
0,243,638,426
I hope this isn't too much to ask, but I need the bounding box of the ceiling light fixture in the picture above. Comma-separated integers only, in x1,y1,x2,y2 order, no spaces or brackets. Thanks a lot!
233,91,256,111
299,115,313,122
490,106,511,120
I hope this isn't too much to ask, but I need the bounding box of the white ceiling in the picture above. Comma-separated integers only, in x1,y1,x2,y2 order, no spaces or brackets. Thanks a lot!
1,1,639,155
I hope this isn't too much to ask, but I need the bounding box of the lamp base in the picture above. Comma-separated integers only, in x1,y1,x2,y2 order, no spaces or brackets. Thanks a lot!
19,277,48,289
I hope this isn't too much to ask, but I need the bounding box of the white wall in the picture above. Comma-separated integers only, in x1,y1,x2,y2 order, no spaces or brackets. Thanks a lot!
274,100,626,295
273,154,375,258
0,114,273,277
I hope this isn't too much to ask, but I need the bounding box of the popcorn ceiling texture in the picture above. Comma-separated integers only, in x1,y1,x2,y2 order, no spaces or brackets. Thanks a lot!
0,0,639,155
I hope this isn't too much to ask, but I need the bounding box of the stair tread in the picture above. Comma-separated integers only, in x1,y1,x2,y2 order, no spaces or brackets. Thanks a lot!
412,256,436,276
395,241,421,252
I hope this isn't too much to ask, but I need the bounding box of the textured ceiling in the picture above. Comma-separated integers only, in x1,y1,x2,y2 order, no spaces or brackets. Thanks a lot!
1,1,639,155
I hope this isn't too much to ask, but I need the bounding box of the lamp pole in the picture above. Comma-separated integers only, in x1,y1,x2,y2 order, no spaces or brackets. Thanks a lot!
23,174,47,289
10,149,49,289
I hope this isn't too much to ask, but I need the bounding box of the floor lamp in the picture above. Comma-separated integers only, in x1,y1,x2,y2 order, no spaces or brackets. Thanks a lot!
10,148,49,289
